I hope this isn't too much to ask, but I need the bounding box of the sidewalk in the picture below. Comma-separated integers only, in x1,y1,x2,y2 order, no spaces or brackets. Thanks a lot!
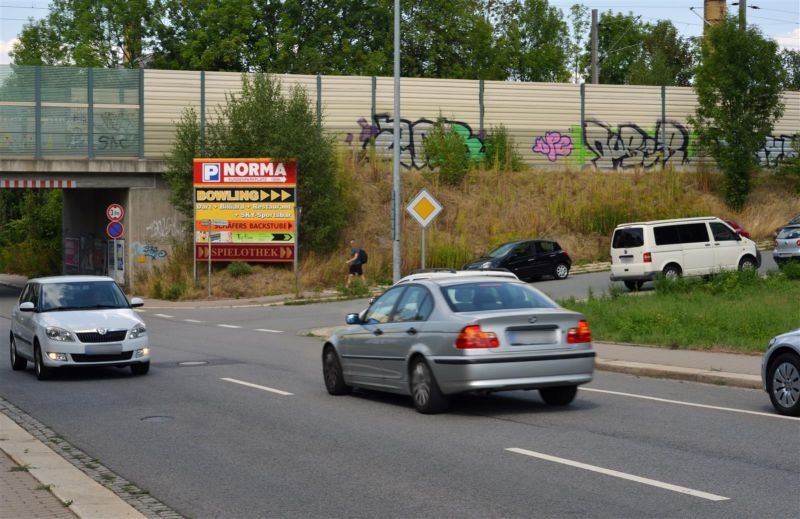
0,274,764,518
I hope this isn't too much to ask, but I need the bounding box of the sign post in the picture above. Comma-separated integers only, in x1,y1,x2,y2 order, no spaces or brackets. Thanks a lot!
405,189,443,270
201,219,229,298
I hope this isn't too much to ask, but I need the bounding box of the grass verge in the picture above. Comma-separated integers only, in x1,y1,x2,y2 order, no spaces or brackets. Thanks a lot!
561,270,800,353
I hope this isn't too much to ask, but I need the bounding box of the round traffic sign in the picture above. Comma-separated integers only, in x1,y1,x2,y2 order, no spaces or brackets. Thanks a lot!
107,203,124,222
107,221,124,239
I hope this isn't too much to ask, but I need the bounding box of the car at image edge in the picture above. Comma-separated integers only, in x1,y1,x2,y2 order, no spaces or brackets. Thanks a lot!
762,328,800,416
463,239,572,281
10,275,150,380
773,225,800,267
321,271,595,414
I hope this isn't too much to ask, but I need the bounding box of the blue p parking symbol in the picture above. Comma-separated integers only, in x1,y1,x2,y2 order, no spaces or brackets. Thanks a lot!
203,163,221,182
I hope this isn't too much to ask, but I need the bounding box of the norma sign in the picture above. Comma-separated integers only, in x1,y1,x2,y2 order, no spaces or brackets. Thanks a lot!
406,188,442,228
193,158,297,263
106,203,124,222
107,221,124,239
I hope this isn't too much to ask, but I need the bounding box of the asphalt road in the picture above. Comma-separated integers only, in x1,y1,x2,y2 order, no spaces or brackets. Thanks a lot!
0,283,797,518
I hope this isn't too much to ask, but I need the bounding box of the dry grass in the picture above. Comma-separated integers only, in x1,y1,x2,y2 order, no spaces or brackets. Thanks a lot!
135,152,799,300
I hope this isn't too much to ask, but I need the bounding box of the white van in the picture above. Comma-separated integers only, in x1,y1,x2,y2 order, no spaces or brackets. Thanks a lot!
610,217,761,290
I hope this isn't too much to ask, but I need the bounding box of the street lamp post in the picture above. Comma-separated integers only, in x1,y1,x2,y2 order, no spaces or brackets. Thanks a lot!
392,0,402,282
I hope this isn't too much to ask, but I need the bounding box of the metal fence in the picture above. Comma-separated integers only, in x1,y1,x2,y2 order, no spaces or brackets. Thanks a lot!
0,65,143,159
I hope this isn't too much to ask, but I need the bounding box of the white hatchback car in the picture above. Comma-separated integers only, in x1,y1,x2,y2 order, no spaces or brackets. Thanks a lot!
10,276,150,380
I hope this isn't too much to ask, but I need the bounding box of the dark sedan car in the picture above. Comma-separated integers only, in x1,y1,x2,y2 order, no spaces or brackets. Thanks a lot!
463,240,571,281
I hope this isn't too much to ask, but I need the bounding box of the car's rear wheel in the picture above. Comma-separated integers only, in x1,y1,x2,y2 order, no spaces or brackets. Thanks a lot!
322,347,351,395
410,358,448,414
34,344,53,381
768,353,800,416
624,280,644,291
553,263,570,280
131,362,150,376
662,264,681,280
539,385,578,406
738,255,757,271
10,335,26,371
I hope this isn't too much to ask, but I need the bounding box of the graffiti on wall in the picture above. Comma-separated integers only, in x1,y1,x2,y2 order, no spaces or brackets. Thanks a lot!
759,134,797,167
145,216,181,239
532,132,573,162
582,119,692,170
133,242,168,260
345,114,485,169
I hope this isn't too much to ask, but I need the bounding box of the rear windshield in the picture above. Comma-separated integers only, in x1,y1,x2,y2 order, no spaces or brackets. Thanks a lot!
441,282,557,313
778,227,800,240
612,227,644,248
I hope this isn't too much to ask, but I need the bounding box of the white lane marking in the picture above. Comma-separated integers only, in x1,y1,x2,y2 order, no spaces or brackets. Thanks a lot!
183,319,203,323
255,328,284,333
217,324,241,329
221,377,293,396
154,313,174,318
506,448,729,502
582,387,799,421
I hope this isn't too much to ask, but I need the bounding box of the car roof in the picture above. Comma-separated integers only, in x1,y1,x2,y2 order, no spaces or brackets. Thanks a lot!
396,269,520,284
28,275,115,284
614,216,718,228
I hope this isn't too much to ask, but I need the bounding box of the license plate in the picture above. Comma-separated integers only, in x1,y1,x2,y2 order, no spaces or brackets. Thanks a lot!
84,344,123,355
507,330,556,346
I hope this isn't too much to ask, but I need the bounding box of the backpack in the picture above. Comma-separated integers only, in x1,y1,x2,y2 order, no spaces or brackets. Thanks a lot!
358,248,368,264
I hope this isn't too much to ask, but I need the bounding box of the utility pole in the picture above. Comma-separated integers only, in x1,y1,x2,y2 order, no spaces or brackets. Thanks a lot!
590,9,599,84
738,0,746,31
392,0,401,282
704,0,726,30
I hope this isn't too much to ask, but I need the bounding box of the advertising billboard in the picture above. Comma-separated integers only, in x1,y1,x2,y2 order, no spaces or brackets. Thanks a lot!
193,158,297,262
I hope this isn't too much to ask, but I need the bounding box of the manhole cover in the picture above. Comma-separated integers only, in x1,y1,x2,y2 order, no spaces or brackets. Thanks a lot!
141,416,174,423
178,361,208,366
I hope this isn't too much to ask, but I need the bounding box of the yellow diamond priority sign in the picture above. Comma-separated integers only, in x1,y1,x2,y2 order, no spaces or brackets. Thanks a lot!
406,188,442,228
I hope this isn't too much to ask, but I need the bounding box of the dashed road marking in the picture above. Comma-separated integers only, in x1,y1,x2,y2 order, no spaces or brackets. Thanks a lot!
506,448,729,502
217,324,241,329
183,319,203,323
221,377,293,396
582,387,799,421
154,313,174,319
255,328,284,333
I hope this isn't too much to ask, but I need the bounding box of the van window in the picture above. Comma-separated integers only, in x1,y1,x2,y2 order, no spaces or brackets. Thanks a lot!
654,225,681,245
710,222,737,241
678,223,710,243
612,228,644,248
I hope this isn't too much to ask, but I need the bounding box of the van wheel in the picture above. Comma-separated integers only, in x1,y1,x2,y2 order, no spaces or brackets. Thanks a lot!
738,255,757,270
662,265,681,280
624,280,644,291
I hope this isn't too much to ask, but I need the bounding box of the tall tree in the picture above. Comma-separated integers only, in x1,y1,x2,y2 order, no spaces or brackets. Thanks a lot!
495,0,570,82
594,12,648,85
691,18,786,209
781,49,800,91
628,21,695,86
567,3,590,83
12,0,158,68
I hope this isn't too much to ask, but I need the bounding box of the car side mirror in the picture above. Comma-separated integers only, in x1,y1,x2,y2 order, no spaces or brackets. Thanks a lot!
345,313,362,325
734,233,741,241
130,297,144,308
19,302,35,312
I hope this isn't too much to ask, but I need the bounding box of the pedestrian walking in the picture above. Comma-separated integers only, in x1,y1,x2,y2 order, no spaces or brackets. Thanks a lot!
346,239,367,287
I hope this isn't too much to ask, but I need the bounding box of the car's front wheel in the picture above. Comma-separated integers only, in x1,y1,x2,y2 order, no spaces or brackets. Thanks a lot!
410,358,448,414
553,263,570,280
34,344,53,381
768,353,800,416
738,255,757,271
322,347,351,395
539,385,578,406
131,362,150,376
10,335,26,371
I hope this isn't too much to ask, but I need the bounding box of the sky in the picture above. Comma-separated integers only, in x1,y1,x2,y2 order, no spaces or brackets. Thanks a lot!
0,0,798,65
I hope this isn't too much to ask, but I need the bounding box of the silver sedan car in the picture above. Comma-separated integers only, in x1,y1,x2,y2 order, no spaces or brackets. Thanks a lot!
322,271,595,413
762,328,800,416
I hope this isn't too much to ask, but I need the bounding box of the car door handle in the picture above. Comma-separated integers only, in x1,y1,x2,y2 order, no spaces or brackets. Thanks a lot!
406,327,418,335
373,328,383,336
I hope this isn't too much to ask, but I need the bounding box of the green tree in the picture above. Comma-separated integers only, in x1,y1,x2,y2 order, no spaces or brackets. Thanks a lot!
691,18,786,209
11,0,158,67
164,74,347,253
781,49,800,91
495,0,570,82
0,190,62,276
567,3,590,83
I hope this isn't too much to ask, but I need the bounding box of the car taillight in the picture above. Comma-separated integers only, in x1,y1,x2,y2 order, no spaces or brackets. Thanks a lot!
796,239,800,247
567,320,592,344
774,240,778,248
643,252,652,263
455,325,499,349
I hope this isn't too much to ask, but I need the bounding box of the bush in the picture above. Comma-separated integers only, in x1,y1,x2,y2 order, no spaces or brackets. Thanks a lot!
780,261,800,280
338,279,370,299
424,117,470,186
227,261,253,278
164,281,187,301
483,125,523,172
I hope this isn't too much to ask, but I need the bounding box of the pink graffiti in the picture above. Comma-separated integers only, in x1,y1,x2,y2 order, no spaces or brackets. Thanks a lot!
532,132,573,161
